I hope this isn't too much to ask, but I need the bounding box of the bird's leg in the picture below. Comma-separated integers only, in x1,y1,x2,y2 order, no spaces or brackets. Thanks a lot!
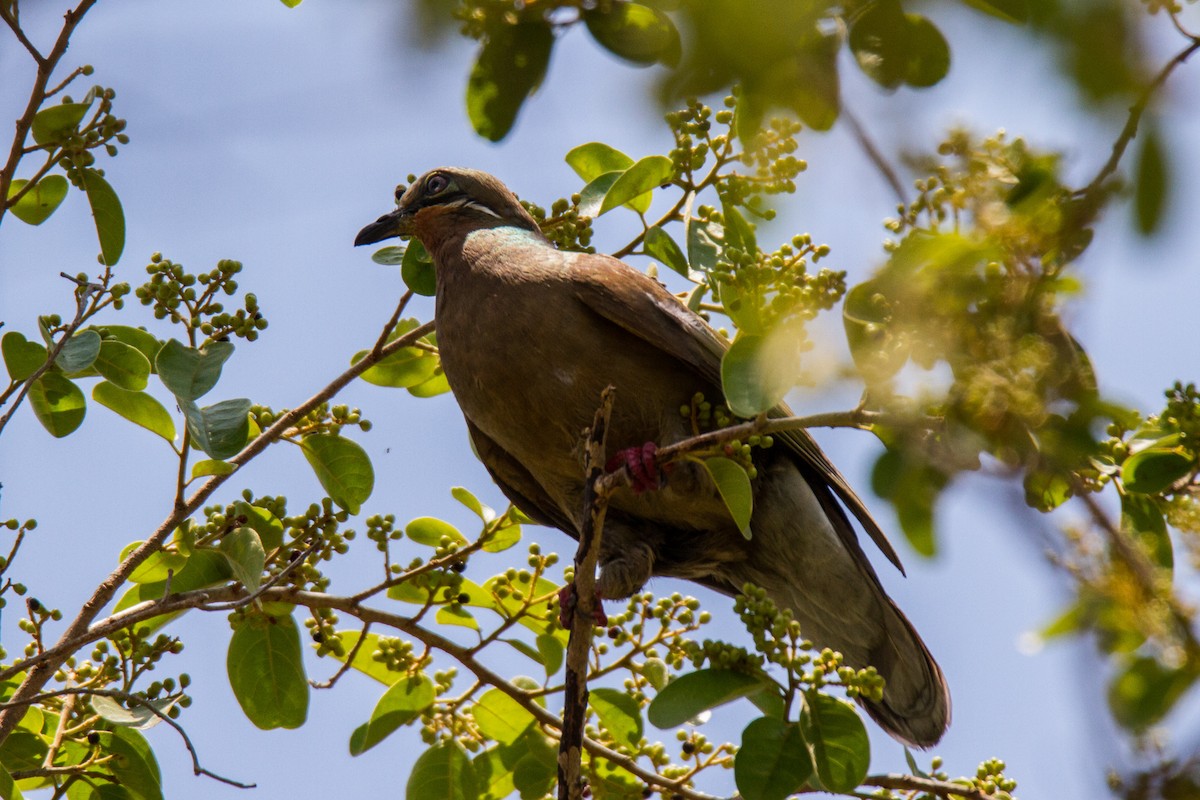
557,584,608,628
605,442,665,494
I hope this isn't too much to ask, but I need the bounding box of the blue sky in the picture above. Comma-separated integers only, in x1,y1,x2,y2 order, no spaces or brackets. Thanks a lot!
2,2,1199,798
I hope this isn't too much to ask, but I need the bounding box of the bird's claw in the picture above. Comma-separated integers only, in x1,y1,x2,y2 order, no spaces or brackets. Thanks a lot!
606,442,664,494
557,584,608,629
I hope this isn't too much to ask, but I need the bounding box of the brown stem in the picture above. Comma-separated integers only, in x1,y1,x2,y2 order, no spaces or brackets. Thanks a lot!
558,387,616,800
1075,36,1200,203
0,0,99,226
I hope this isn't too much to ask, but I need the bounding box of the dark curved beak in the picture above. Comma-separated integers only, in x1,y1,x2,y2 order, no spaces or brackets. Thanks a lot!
354,208,411,246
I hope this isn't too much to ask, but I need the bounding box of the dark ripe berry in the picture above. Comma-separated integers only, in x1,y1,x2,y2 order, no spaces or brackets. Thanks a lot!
451,561,467,573
607,626,620,639
312,632,324,643
88,732,101,745
681,741,695,755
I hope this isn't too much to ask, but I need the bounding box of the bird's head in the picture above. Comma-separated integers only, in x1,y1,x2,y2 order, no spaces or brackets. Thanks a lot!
354,167,542,247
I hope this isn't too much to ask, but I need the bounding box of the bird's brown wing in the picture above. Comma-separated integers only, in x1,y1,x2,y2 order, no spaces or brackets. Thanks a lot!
568,253,906,574
465,418,577,534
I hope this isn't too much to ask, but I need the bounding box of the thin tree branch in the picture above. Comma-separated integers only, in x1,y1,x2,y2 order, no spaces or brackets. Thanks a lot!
0,316,435,745
0,0,99,225
842,108,907,205
1075,36,1200,203
558,387,616,800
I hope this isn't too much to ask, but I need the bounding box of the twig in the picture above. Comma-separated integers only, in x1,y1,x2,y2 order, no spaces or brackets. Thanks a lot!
311,622,372,690
558,387,616,800
0,318,436,745
843,108,907,205
0,0,100,224
855,772,1001,800
1075,36,1200,203
1,688,254,789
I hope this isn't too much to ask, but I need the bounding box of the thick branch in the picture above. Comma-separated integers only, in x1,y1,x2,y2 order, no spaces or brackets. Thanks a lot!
558,387,616,800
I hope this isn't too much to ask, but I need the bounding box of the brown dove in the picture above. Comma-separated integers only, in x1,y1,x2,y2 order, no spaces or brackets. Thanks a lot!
355,167,950,747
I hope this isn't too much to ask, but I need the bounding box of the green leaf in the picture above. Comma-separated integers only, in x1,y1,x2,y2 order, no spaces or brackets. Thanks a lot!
721,328,802,417
93,382,176,443
300,433,375,514
959,0,1029,24
234,500,284,552
584,2,681,66
192,459,235,478
721,202,756,256
226,614,309,729
114,548,232,629
390,571,494,609
349,673,436,755
800,692,870,793
870,448,945,557
590,687,643,748
643,225,693,279
1121,493,1173,569
703,457,753,540
279,0,303,7
402,239,438,296
220,527,266,593
0,730,48,775
850,1,948,89
407,741,479,800
482,521,521,553
155,339,234,401
56,329,102,373
1135,124,1168,236
903,15,951,88
181,397,251,460
473,688,536,745
105,727,163,800
93,340,151,390
325,631,400,686
79,167,125,265
842,279,907,384
371,244,406,265
1108,656,1196,731
787,33,841,130
31,102,90,145
352,321,438,388
7,175,68,225
685,215,720,273
122,541,187,584
466,19,554,142
91,694,179,730
437,605,479,630
408,369,451,398
1122,445,1194,494
2,331,47,381
734,716,813,800
578,171,623,218
452,486,494,521
599,155,672,216
94,325,162,367
0,760,24,800
565,142,634,183
407,516,468,547
647,669,770,728
29,372,86,437
535,633,564,677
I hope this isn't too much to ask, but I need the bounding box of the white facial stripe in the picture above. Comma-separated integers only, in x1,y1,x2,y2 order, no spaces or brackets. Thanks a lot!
447,197,502,219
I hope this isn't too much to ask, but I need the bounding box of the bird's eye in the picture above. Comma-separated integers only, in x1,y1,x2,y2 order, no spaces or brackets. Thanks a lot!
425,173,450,195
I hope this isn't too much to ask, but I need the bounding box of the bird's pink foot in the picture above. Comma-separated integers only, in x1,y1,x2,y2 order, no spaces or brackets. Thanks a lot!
557,584,608,629
606,442,664,494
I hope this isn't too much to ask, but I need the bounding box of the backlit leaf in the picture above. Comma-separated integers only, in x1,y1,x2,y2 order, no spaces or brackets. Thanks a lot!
2,331,47,381
703,457,753,540
467,19,554,142
599,155,672,215
79,167,125,265
584,2,681,66
590,687,643,748
7,175,68,225
566,142,634,183
647,668,769,728
349,673,436,755
800,692,869,793
407,741,478,800
29,372,86,437
93,382,176,442
220,527,266,593
31,102,90,145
